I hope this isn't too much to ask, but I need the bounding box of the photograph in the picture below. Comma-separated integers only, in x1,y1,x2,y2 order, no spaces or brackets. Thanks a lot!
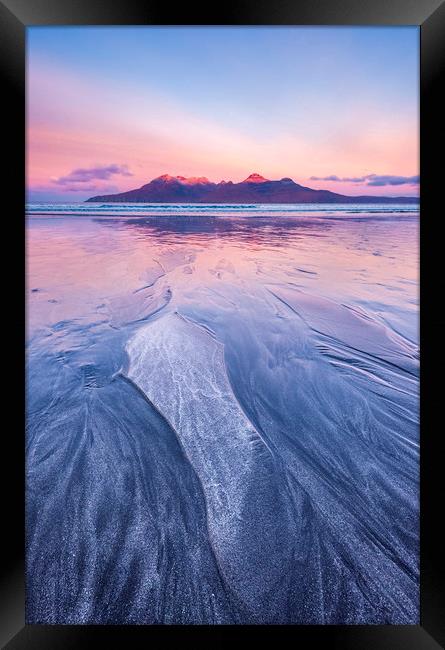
25,25,420,625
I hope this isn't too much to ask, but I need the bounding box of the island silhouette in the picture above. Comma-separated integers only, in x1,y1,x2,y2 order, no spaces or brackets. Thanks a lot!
86,173,418,204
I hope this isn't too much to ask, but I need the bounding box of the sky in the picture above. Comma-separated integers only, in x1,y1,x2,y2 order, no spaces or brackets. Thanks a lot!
27,26,419,202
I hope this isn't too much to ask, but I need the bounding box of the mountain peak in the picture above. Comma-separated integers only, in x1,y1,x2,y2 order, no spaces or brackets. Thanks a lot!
182,176,211,185
153,174,211,185
242,173,269,183
153,174,181,183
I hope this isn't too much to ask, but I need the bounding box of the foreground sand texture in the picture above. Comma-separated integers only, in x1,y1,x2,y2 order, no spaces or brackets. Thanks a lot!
26,209,419,623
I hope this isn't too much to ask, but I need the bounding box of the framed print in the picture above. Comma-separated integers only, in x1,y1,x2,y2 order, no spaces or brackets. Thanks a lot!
1,0,444,647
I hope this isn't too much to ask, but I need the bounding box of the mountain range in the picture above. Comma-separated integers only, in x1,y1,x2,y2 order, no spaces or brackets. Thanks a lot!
86,173,418,204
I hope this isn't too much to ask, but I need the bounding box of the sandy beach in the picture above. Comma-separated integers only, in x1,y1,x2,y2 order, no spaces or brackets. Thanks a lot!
26,207,419,624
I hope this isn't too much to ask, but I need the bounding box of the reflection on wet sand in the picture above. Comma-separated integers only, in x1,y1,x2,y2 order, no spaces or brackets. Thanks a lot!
26,211,419,623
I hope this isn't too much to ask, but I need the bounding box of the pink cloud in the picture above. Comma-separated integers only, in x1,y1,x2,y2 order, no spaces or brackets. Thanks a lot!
52,164,133,186
310,174,419,187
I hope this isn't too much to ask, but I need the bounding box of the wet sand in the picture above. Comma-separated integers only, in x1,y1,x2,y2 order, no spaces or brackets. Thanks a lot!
26,210,419,623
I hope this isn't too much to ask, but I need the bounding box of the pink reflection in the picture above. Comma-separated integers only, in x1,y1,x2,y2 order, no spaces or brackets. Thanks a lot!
27,212,419,344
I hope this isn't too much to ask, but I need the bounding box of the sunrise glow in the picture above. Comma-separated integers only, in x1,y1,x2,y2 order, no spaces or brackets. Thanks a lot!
27,27,419,201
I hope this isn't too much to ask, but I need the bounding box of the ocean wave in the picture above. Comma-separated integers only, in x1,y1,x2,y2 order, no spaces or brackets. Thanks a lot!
26,202,419,218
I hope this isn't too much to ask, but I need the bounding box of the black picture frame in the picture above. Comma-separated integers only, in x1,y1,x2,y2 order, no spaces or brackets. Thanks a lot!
2,0,444,647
